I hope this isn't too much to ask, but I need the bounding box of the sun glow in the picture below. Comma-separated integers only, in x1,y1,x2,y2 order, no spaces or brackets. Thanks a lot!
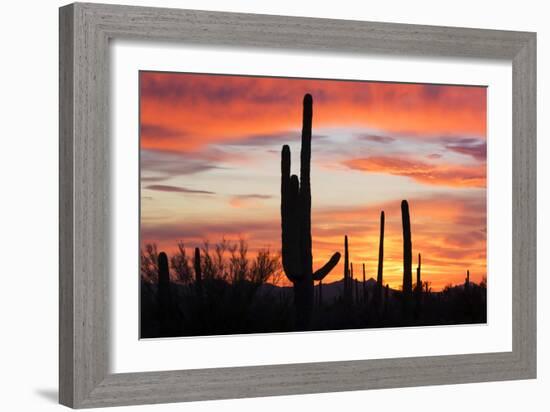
140,72,486,292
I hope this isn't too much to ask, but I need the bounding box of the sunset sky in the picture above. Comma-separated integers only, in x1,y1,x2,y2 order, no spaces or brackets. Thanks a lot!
139,71,487,291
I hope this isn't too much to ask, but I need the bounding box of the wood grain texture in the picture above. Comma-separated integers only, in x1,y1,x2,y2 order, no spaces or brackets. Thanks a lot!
59,2,537,408
59,4,74,406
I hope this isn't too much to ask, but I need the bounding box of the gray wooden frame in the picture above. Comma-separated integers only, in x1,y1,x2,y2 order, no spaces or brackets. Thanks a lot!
59,2,536,408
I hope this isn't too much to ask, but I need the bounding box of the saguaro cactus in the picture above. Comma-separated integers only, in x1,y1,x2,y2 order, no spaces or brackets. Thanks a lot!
362,263,367,305
351,262,355,304
401,200,413,296
414,253,422,319
416,253,422,292
343,235,350,303
384,283,390,315
194,247,203,300
158,252,172,336
281,94,341,328
465,269,470,291
376,210,385,305
158,252,170,297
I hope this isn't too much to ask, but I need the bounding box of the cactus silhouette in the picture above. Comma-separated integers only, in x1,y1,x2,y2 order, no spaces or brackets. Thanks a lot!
376,210,385,305
355,277,359,305
351,263,360,304
414,253,422,318
351,262,355,304
319,279,323,306
401,200,413,296
281,94,341,328
157,252,173,336
194,247,203,300
362,263,367,305
384,283,390,315
343,235,351,304
465,269,470,291
416,253,422,292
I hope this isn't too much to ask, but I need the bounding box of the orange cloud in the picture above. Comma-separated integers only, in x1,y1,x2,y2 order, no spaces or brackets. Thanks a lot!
309,194,486,290
228,194,273,208
344,156,486,188
141,193,486,291
140,72,486,153
139,72,487,291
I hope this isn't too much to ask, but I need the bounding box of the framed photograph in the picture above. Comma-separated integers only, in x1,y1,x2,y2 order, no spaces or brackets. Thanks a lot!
59,2,536,408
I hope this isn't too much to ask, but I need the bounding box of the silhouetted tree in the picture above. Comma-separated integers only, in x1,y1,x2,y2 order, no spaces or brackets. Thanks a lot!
141,243,159,282
250,248,281,285
170,241,192,283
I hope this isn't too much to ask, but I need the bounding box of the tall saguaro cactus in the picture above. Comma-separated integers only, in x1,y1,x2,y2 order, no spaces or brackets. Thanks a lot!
281,94,341,329
401,200,413,297
344,235,350,304
376,210,385,304
384,283,389,315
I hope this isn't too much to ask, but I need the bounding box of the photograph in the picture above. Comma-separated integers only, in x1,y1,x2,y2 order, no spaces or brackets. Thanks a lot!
139,72,488,338
48,2,538,408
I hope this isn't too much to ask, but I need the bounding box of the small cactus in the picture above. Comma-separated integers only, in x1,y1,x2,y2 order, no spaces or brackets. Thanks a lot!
343,235,351,304
351,262,355,304
157,252,173,336
362,263,367,305
158,252,170,296
414,253,422,318
194,247,203,299
416,253,422,293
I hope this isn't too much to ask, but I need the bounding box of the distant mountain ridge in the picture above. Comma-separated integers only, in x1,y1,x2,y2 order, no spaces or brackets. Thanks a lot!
259,277,386,303
258,277,481,303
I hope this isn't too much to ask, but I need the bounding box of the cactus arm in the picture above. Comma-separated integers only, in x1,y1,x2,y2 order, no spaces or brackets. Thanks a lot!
281,145,291,251
281,144,302,279
312,252,342,281
280,144,291,275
